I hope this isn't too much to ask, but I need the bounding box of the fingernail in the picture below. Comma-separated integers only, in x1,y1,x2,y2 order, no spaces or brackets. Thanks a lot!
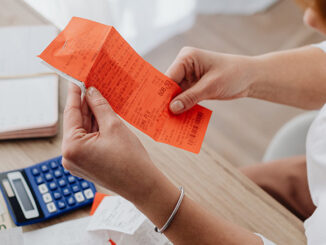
87,87,98,97
170,100,184,113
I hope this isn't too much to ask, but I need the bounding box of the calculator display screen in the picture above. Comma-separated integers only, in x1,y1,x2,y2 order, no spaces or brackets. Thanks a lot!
13,179,33,211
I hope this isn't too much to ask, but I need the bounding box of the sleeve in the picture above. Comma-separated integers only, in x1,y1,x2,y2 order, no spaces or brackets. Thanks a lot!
305,104,326,245
311,41,326,52
254,233,276,245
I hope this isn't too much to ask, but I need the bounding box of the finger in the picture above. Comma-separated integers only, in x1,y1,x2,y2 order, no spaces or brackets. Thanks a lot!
166,47,202,85
169,77,207,114
81,95,92,133
91,115,99,133
63,83,84,134
86,86,116,129
165,59,186,84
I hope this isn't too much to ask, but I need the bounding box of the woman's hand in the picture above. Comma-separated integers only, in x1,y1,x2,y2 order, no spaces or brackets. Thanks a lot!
61,84,264,245
168,46,326,112
167,47,256,114
61,84,170,205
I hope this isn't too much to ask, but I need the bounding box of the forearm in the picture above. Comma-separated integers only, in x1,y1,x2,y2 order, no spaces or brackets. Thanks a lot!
133,171,262,245
248,46,326,109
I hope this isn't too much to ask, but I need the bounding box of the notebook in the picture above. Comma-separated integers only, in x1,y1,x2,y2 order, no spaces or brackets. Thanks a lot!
0,25,59,140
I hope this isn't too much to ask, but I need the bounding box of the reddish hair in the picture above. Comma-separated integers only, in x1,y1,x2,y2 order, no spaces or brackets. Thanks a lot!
296,0,326,20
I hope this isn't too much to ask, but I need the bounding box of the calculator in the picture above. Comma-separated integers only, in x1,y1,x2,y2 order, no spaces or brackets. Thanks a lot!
0,156,96,226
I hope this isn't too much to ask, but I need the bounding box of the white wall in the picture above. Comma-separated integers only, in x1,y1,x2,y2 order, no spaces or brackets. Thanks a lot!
24,0,277,55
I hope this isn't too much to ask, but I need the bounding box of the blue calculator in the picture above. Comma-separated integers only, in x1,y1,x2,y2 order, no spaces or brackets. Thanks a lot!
0,156,96,226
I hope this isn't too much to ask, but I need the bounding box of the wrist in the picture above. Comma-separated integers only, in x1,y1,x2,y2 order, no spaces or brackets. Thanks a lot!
218,54,261,100
132,171,180,229
247,54,275,99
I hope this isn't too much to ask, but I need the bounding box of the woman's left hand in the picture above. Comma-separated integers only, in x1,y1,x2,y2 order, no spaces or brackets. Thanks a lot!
61,84,171,205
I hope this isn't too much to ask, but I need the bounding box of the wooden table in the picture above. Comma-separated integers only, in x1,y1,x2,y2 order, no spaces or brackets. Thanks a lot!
0,78,306,244
0,1,306,244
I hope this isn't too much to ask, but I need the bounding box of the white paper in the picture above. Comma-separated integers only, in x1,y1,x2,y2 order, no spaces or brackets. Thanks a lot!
113,219,171,245
0,227,23,245
0,25,56,76
24,216,110,245
87,196,146,235
0,75,58,132
0,25,59,134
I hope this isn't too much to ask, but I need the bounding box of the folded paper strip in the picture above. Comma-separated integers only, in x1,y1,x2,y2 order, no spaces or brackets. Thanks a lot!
39,17,212,153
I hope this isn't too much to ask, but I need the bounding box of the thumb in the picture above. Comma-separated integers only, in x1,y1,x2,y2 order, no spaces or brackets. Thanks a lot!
169,83,203,114
86,87,115,128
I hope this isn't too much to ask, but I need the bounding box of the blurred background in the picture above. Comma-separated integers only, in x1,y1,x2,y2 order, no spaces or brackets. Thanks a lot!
1,0,324,167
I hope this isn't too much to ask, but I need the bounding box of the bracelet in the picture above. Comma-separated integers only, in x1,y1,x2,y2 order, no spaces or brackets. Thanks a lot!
154,186,185,234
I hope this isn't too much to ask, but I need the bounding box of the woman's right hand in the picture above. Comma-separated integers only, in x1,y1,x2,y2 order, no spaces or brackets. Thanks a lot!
61,84,176,207
167,47,257,114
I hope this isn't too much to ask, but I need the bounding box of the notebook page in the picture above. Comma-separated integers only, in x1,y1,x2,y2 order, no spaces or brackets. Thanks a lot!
0,25,58,134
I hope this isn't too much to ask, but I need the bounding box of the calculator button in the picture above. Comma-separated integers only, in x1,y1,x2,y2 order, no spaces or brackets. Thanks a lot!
43,193,52,203
32,168,40,176
62,188,71,196
58,179,66,187
71,184,80,193
74,192,85,203
50,161,58,169
46,202,57,213
35,176,44,185
38,184,48,194
57,200,66,209
63,169,70,175
53,191,61,200
41,164,49,172
84,189,94,199
80,181,89,189
66,196,76,206
53,170,62,178
48,182,57,191
67,176,76,184
44,173,53,182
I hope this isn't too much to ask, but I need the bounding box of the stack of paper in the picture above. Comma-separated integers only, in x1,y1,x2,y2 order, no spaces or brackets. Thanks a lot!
0,195,171,244
22,196,170,245
0,25,58,140
87,196,171,245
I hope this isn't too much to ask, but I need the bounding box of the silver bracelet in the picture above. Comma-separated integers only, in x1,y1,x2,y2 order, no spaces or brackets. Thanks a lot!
154,186,185,233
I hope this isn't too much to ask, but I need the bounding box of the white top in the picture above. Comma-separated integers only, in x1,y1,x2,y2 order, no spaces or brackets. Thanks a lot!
304,41,326,245
302,41,326,245
255,41,326,245
305,104,326,245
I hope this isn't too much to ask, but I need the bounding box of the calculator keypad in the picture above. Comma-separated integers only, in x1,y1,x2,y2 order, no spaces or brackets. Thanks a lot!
41,165,49,172
53,170,62,178
67,196,76,206
48,182,57,191
35,176,44,185
57,200,66,209
47,202,57,213
84,188,94,199
32,168,40,176
53,191,61,200
43,193,52,203
50,161,58,169
74,192,85,203
38,184,48,194
30,157,95,216
58,179,66,187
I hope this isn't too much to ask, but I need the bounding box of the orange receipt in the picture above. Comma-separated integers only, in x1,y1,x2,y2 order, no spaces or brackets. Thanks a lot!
39,17,212,153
